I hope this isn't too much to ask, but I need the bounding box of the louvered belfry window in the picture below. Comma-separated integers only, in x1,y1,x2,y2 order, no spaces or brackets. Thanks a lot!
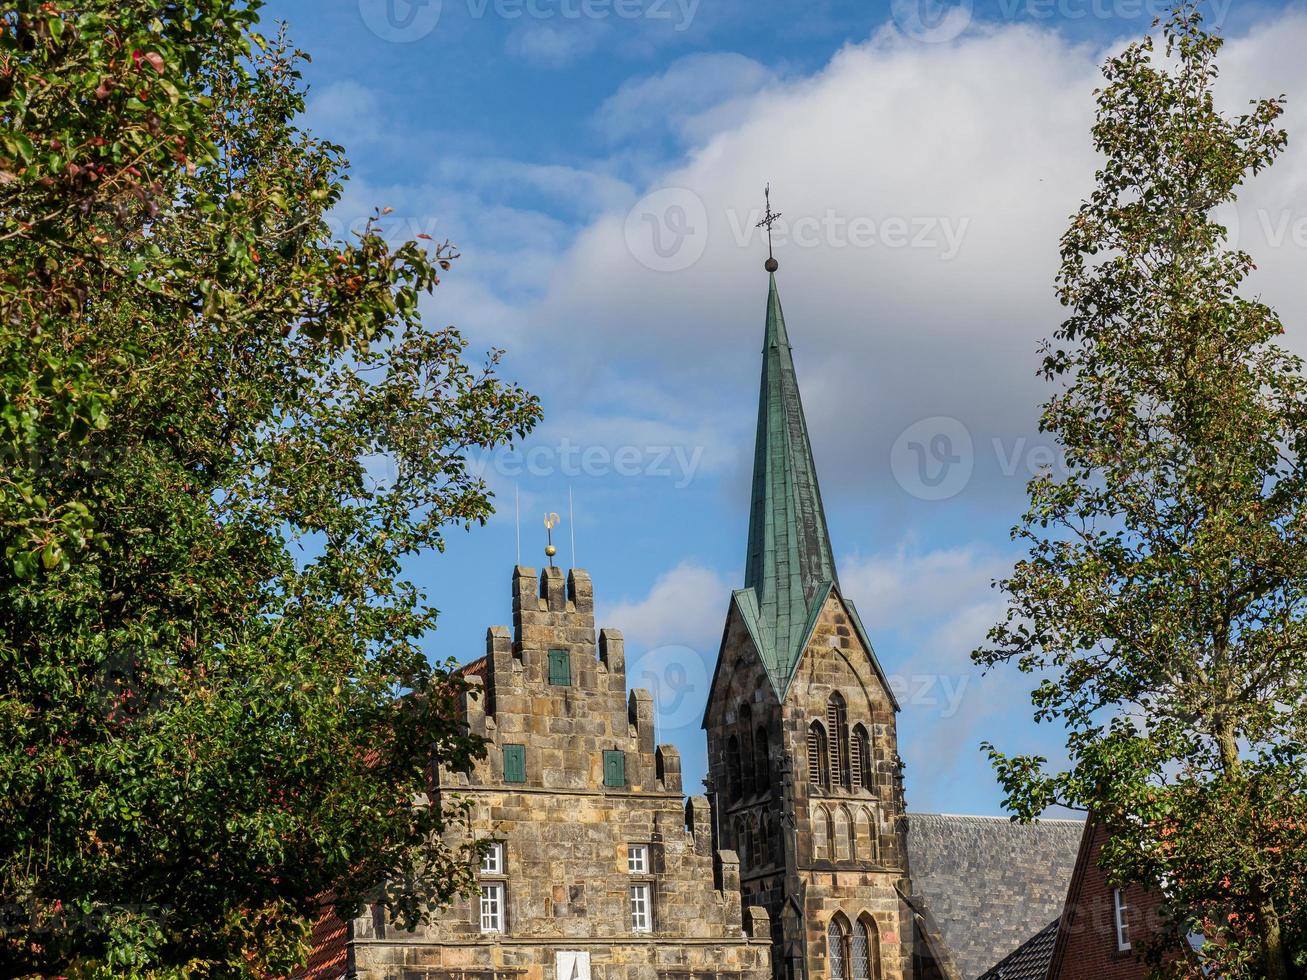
826,694,848,788
807,722,829,789
851,725,871,791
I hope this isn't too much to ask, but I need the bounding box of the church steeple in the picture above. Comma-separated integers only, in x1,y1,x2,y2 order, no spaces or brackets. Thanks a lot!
737,268,840,692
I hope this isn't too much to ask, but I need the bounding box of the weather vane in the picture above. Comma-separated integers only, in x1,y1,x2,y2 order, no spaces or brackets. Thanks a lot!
756,183,782,272
544,512,561,567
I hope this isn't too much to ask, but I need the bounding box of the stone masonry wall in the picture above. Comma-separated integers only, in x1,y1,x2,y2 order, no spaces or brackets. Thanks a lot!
705,589,913,980
347,566,772,980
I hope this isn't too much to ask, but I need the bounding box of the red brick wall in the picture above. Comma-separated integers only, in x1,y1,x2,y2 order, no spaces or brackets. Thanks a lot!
1049,823,1171,980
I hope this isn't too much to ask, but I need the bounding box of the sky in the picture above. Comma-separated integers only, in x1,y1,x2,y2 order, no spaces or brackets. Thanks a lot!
263,0,1307,816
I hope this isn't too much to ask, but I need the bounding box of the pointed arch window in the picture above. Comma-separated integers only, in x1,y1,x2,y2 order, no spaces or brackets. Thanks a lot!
828,915,850,980
855,808,874,863
807,722,830,790
833,807,853,861
754,725,770,793
826,694,849,789
851,724,871,792
726,735,742,802
853,916,880,980
739,703,755,798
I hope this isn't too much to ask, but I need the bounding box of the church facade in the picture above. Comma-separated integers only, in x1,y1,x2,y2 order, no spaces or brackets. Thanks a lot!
296,264,1085,980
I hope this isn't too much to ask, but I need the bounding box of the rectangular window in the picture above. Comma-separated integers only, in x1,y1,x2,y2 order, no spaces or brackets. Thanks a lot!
627,844,648,874
1113,888,1131,951
629,882,652,933
603,750,626,788
548,648,571,686
480,882,505,933
480,842,504,875
503,744,526,784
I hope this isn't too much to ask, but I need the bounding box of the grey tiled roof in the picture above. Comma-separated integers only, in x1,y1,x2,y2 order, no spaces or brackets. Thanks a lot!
906,813,1084,980
977,919,1061,980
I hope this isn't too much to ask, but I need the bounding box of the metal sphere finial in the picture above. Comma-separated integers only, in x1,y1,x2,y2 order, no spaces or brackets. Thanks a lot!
765,256,779,272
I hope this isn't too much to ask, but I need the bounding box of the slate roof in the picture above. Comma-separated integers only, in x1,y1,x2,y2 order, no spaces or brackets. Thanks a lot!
906,813,1084,980
976,919,1061,980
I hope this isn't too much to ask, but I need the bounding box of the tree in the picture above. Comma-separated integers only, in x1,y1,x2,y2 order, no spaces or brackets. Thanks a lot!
974,6,1306,978
1,2,540,975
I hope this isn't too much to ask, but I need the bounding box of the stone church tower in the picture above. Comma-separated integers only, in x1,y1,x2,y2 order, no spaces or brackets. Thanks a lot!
703,269,915,980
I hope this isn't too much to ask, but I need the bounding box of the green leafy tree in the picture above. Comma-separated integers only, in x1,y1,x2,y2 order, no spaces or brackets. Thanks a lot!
1,2,540,975
975,6,1306,978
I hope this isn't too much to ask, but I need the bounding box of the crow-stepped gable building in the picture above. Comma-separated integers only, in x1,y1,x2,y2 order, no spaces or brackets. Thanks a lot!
339,564,775,980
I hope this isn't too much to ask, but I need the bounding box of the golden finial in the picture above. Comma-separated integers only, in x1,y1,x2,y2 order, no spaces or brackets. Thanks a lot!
544,512,561,567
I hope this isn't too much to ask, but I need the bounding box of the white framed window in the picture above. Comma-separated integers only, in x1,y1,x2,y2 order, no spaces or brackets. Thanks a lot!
629,882,653,933
627,844,649,874
480,882,505,933
1113,887,1131,951
481,842,504,875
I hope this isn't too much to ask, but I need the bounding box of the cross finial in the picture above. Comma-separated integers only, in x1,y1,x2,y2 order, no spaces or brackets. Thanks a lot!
756,183,782,272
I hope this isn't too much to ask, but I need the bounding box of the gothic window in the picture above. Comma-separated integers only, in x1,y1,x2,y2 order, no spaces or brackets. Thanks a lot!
827,915,850,980
807,722,830,790
739,703,755,798
760,812,773,869
855,808,874,863
754,724,770,792
735,816,749,867
853,916,880,980
851,724,871,791
826,694,849,789
833,806,852,861
727,735,743,802
748,816,760,871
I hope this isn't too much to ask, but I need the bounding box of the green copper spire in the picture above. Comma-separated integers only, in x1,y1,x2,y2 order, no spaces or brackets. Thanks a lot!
738,272,840,689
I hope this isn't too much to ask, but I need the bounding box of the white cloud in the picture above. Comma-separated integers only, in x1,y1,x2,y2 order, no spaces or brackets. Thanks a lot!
415,12,1307,514
840,542,1010,639
592,52,779,145
599,561,732,650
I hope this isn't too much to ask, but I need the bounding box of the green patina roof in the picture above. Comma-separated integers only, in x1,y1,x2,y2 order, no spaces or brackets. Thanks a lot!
737,272,840,692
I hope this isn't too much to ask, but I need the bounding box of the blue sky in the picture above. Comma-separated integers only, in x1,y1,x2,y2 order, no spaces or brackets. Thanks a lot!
264,0,1307,815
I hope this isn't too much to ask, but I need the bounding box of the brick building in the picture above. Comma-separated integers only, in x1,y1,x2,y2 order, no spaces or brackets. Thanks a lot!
1045,821,1178,980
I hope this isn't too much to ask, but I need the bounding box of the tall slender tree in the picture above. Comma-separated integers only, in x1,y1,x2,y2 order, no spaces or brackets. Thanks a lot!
975,6,1306,978
1,3,540,975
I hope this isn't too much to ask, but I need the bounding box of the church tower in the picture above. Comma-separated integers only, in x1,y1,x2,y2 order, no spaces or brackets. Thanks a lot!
703,259,915,980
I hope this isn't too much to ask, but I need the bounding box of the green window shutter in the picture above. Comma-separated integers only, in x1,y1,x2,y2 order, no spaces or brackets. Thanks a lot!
603,750,626,788
548,648,571,686
503,744,526,784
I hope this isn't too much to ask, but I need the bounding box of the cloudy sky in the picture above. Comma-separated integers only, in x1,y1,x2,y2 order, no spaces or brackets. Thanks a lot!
266,0,1307,815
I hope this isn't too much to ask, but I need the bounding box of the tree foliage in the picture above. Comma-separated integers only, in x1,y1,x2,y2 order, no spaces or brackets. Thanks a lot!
1,2,540,975
975,6,1306,978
